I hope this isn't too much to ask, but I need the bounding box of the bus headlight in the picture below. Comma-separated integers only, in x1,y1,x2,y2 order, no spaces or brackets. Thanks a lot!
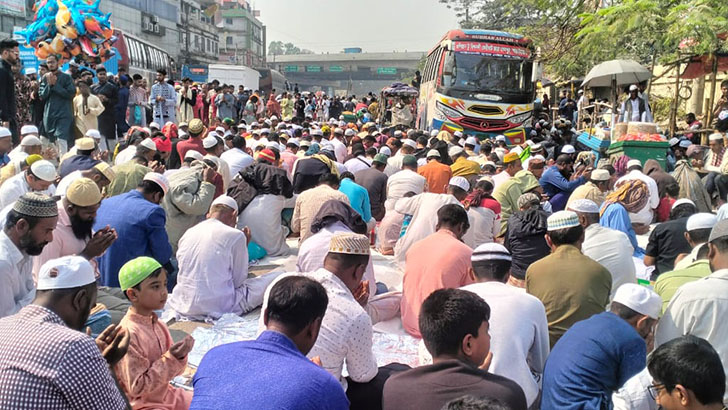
436,101,463,119
508,111,532,126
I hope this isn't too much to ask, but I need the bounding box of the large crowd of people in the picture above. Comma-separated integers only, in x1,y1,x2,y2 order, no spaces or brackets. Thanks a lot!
1,36,728,410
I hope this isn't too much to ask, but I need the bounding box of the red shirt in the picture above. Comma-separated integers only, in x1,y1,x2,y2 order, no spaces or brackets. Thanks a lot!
177,137,205,160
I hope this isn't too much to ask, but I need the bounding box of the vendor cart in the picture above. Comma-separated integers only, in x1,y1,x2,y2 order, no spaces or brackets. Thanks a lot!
378,83,419,129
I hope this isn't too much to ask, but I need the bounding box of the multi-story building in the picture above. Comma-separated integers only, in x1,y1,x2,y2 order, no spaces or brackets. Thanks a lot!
179,0,220,65
217,3,265,67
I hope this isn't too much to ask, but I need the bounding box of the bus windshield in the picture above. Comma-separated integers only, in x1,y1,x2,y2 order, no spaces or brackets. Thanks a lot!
443,51,533,95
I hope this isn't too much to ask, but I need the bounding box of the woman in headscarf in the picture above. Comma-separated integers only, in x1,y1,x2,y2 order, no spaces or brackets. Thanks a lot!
243,95,258,124
266,93,281,118
672,146,712,213
600,179,649,256
462,177,501,248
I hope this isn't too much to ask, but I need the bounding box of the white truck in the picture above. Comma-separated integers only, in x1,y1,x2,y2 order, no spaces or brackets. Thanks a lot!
207,64,260,90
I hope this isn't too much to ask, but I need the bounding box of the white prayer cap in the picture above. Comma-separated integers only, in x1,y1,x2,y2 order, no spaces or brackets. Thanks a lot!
669,137,680,147
379,146,392,156
525,139,535,146
287,138,300,147
251,122,260,127
627,159,642,168
402,139,417,149
531,154,546,162
266,141,280,150
591,169,610,181
454,131,464,138
143,172,169,194
215,126,225,134
261,128,271,134
679,140,693,148
237,123,247,129
311,129,323,137
139,138,157,151
430,129,439,137
426,149,441,158
30,160,56,182
20,135,41,147
37,256,96,290
567,199,600,214
465,136,478,146
334,127,344,135
532,143,543,151
149,122,161,129
344,128,356,137
394,130,404,138
686,213,717,232
25,68,37,75
449,176,470,192
0,127,11,138
561,144,575,154
449,146,464,157
629,84,639,91
471,243,511,263
85,129,101,140
709,133,724,142
185,150,203,161
202,136,219,149
511,146,524,155
20,125,38,135
672,198,695,210
613,283,661,320
211,195,238,212
483,161,496,167
495,135,506,142
179,122,189,128
270,115,278,121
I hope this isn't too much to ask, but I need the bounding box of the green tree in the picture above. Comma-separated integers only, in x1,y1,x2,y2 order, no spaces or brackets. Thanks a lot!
269,41,285,56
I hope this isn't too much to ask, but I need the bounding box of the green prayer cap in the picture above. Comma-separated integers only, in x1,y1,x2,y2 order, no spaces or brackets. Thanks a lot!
402,155,418,167
119,257,162,291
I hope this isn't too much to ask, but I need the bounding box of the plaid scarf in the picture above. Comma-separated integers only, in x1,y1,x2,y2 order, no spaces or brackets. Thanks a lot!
601,179,649,216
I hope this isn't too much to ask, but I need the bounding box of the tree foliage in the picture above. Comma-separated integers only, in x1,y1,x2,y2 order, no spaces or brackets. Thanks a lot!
268,41,313,56
440,0,728,79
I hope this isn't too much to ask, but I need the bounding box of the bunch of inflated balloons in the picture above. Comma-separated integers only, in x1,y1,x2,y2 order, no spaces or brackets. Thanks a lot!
18,0,116,64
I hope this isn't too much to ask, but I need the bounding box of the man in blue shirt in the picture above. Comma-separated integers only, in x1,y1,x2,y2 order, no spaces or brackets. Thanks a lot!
0,126,12,167
94,173,172,288
540,154,589,211
191,276,349,410
541,283,661,410
338,172,373,224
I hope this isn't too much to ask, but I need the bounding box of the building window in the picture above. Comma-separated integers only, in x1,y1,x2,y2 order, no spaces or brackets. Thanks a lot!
226,36,233,46
225,18,233,25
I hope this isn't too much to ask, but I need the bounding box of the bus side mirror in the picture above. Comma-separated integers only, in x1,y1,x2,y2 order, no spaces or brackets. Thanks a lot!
532,61,543,83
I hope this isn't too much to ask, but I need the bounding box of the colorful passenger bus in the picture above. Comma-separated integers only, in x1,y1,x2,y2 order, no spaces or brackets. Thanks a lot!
418,29,538,144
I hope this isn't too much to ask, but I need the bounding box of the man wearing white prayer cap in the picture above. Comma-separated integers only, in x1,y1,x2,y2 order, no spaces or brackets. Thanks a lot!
569,199,637,300
650,213,717,313
168,194,283,321
670,212,718,272
0,159,56,208
457,243,550,407
656,217,728,404
0,255,129,407
541,283,659,410
566,168,611,208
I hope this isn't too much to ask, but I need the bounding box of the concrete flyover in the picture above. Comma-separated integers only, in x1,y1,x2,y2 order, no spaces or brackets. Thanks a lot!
267,51,425,96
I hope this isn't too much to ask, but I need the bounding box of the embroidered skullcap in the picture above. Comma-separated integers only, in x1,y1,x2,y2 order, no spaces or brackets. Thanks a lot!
328,232,370,255
13,192,58,218
547,210,580,231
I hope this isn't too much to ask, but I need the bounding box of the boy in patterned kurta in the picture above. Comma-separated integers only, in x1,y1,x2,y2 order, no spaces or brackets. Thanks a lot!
115,257,194,410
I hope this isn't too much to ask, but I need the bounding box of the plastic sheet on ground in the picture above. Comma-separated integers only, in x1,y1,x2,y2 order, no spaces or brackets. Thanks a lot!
185,310,420,370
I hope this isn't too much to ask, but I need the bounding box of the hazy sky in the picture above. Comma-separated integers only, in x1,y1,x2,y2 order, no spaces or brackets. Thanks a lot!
254,0,460,54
